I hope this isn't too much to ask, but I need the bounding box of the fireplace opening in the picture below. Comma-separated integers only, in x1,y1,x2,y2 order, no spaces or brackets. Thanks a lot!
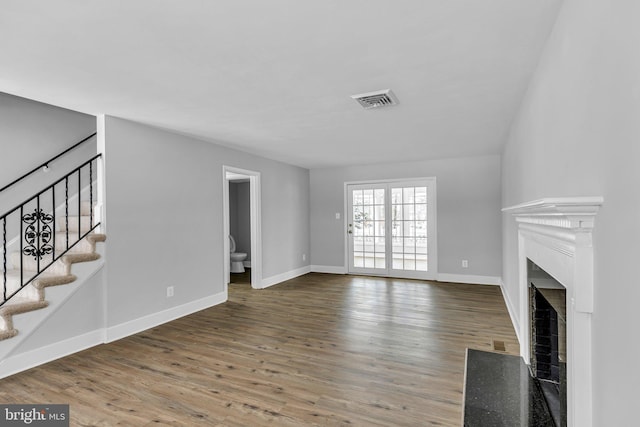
528,260,567,427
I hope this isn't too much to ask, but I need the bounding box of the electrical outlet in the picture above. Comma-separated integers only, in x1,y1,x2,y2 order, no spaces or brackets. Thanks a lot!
302,253,306,261
335,213,341,219
462,260,469,268
167,286,174,297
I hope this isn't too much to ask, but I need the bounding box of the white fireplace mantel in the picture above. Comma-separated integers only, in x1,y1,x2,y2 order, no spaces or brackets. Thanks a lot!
503,196,603,229
503,196,603,427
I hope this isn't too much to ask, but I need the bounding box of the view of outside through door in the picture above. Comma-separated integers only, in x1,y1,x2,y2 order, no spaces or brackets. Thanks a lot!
352,188,386,269
391,186,428,271
348,179,435,279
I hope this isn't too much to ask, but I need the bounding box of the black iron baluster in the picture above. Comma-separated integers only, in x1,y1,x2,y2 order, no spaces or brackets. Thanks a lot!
78,169,81,242
20,205,23,288
65,176,69,250
37,195,41,273
3,217,6,302
89,160,93,229
52,187,56,260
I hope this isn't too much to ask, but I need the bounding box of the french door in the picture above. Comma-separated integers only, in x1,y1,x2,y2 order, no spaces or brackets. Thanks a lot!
347,179,437,280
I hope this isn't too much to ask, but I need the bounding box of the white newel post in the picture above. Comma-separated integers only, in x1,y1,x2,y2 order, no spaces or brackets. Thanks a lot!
503,197,603,427
96,115,107,234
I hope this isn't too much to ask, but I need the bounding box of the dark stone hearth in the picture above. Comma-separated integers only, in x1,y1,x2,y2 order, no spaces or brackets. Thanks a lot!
463,349,554,426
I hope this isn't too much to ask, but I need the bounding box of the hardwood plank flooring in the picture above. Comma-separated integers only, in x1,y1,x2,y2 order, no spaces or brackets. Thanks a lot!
0,273,518,426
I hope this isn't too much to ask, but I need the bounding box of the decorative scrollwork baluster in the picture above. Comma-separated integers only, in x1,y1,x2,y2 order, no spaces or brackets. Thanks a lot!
2,217,6,301
22,208,54,260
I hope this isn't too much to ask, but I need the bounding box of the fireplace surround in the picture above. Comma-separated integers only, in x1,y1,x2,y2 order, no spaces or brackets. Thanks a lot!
503,197,603,427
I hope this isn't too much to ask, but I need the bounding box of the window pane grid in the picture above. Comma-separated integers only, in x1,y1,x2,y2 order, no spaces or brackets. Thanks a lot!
391,186,428,272
353,187,385,269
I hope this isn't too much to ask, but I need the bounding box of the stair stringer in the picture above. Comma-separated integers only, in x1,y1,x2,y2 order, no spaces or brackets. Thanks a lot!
0,245,106,377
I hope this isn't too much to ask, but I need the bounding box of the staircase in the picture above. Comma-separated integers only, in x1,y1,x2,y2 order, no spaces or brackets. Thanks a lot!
0,201,106,340
0,134,105,343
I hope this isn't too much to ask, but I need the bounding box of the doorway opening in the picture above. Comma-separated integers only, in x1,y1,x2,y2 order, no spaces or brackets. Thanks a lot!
223,166,262,291
345,178,437,280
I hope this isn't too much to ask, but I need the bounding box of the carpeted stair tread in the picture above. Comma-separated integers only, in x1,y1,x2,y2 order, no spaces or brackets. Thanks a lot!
4,269,76,287
34,273,77,289
53,232,107,254
3,270,73,298
57,215,95,233
87,233,107,243
0,298,49,316
62,252,101,264
0,329,18,340
10,247,103,273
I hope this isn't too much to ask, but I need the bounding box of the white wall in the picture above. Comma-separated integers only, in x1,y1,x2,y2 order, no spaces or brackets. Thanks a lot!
0,92,96,213
103,117,310,328
310,155,502,280
501,0,640,424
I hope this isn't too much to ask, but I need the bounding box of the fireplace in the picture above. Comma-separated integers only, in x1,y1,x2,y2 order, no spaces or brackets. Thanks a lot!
503,197,603,427
529,260,567,427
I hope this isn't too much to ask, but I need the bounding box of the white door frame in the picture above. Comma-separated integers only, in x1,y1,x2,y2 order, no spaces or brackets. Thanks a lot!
223,165,262,290
343,177,438,280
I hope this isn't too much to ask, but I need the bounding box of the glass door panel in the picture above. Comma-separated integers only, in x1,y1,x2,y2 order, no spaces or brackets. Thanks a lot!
348,185,388,275
390,184,430,277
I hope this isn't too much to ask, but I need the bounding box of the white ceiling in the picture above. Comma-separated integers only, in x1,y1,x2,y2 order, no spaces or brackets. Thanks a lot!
0,0,561,169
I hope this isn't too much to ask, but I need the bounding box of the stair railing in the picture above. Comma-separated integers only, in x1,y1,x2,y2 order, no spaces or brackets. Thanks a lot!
0,132,97,194
1,153,102,307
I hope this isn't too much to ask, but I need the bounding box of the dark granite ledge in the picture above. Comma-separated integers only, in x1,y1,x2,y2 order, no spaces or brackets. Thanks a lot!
463,349,554,427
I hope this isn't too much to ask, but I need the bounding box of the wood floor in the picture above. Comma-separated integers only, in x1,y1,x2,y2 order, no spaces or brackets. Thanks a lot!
0,273,519,426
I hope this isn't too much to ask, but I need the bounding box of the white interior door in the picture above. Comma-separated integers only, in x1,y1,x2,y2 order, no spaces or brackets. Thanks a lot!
347,179,437,280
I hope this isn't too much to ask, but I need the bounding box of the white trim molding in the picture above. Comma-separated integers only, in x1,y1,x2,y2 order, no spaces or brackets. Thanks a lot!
105,291,227,343
0,329,104,380
437,273,501,286
499,280,521,344
503,196,603,427
503,197,602,230
259,266,311,289
311,265,347,274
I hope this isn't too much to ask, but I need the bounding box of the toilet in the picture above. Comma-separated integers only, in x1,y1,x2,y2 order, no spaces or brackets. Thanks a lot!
229,235,247,273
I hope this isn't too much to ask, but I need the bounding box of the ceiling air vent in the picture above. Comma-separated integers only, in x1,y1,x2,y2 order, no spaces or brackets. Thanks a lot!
351,89,399,109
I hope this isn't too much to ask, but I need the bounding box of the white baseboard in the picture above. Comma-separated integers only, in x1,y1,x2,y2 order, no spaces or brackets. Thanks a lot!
0,291,228,379
310,265,347,274
500,280,521,344
105,290,227,342
0,329,104,380
243,260,252,268
437,273,501,286
259,266,311,289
